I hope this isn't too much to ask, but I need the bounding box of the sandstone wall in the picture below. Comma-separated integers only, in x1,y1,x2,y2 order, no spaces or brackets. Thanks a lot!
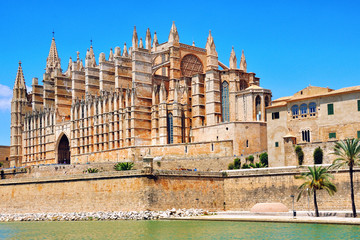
0,167,360,214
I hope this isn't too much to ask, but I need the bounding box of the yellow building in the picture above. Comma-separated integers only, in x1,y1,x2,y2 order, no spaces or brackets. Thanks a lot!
266,85,360,167
10,23,271,167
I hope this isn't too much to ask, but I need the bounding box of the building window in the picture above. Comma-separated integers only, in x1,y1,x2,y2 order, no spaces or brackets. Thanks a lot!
167,113,173,144
291,105,299,117
211,143,214,151
246,140,249,147
329,132,336,139
358,100,360,111
272,112,280,119
302,130,311,142
357,131,360,139
328,103,334,115
309,102,316,116
300,104,307,115
255,95,261,121
221,81,229,122
275,142,279,147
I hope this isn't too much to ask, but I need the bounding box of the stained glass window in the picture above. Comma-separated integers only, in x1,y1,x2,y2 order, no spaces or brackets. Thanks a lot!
221,81,229,122
167,113,173,144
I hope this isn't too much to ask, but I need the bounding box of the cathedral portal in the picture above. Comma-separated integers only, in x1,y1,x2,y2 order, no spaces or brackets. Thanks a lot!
57,134,70,164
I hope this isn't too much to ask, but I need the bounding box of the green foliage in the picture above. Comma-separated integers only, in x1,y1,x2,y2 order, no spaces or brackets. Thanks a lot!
295,145,304,165
313,147,323,164
241,163,250,169
295,165,337,217
332,138,360,218
295,145,302,155
246,155,254,163
250,162,266,168
114,162,134,171
86,168,99,173
0,162,3,168
228,163,234,170
234,158,241,169
259,152,268,166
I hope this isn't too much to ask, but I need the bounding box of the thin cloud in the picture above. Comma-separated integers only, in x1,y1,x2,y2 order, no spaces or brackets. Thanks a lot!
0,84,12,111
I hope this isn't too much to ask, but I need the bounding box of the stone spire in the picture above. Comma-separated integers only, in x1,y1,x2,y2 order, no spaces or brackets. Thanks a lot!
114,47,121,57
205,30,217,56
168,21,179,45
145,28,151,50
240,50,247,72
229,47,237,69
206,30,218,70
14,61,26,89
46,37,61,72
139,38,144,48
132,26,138,50
152,31,158,50
123,43,128,57
109,48,114,61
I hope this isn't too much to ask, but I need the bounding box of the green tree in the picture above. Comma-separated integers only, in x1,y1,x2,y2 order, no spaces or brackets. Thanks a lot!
313,147,323,164
295,166,337,217
234,158,241,169
228,163,234,170
295,146,304,165
332,138,360,218
259,152,268,167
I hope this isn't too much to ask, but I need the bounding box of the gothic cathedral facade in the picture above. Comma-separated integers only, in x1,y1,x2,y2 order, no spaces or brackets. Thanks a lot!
10,23,271,167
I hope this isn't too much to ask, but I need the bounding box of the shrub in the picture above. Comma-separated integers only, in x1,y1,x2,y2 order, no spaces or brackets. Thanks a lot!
87,168,99,173
114,162,134,171
295,145,304,166
228,163,234,170
241,163,250,169
313,147,323,164
247,155,254,163
259,152,268,167
0,162,3,168
234,158,241,169
250,162,266,168
298,151,304,165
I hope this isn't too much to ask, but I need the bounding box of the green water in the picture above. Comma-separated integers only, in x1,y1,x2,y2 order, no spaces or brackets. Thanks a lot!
0,220,359,239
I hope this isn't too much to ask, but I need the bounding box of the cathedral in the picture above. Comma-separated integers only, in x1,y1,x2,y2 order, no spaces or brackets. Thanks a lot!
10,23,271,167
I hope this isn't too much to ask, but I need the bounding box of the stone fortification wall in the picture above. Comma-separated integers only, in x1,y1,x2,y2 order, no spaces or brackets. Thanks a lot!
0,167,360,214
223,167,360,212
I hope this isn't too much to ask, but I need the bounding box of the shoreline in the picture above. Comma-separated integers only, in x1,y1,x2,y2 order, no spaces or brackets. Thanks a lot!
1,210,360,225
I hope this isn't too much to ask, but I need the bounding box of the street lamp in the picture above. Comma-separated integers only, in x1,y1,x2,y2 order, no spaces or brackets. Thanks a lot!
290,195,296,218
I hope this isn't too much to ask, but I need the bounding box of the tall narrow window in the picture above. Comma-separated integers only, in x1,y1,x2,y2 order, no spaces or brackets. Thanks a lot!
255,95,261,121
167,113,173,144
328,103,334,115
181,111,185,143
358,100,360,111
221,81,229,122
302,130,311,142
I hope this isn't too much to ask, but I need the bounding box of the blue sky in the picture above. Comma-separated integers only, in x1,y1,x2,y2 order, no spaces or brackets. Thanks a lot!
0,0,359,145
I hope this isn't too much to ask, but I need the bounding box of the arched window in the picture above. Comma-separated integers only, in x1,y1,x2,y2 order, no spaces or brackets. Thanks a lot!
302,130,311,142
167,113,173,144
265,96,270,107
300,104,307,115
292,105,299,116
221,81,229,122
309,102,316,115
255,95,261,121
181,111,185,143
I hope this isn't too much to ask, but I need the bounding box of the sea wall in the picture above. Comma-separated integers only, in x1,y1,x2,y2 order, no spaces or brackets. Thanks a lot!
0,167,359,214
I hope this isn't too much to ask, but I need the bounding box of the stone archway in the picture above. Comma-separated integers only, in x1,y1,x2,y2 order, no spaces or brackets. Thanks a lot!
58,134,70,164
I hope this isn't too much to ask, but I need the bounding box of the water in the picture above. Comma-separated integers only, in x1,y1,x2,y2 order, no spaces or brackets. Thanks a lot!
0,220,359,239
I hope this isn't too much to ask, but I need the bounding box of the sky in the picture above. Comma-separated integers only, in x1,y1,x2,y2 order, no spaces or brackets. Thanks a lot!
0,0,359,145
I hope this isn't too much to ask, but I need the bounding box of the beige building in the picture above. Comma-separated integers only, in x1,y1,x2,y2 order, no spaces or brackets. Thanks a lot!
10,23,271,167
266,85,360,167
0,146,10,168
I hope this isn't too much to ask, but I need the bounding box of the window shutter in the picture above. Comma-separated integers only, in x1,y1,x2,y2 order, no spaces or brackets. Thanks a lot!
328,104,334,115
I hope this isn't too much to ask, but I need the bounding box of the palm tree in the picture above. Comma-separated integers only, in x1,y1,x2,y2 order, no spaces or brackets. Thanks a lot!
332,138,360,218
295,166,337,217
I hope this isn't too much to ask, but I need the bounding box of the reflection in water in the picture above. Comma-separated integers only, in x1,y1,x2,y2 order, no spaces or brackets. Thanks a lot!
0,220,359,240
